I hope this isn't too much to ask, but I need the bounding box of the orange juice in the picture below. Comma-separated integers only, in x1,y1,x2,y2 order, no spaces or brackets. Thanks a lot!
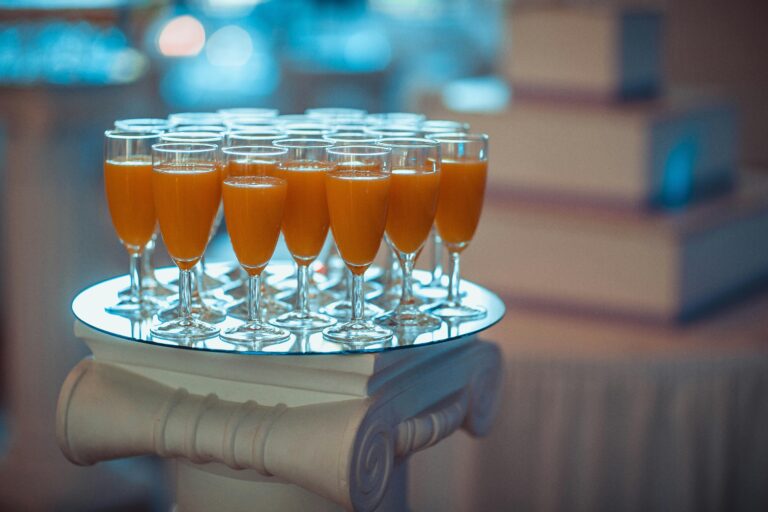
326,170,390,275
223,176,286,276
226,159,278,179
273,161,332,264
153,165,221,270
104,157,156,253
385,169,440,254
435,159,487,251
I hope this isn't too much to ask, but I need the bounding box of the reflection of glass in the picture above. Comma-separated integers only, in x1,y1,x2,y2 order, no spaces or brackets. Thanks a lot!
222,145,292,322
150,143,222,341
103,130,160,317
375,138,441,328
220,176,290,345
323,145,393,344
425,133,489,320
270,139,336,330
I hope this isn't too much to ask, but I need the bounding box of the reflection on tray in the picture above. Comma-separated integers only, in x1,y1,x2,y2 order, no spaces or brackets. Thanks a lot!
72,264,505,356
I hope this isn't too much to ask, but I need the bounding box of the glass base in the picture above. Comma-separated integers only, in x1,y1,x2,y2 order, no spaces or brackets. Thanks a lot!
220,321,290,345
158,302,227,323
105,298,157,318
322,299,383,320
414,281,448,300
151,317,219,341
323,320,393,345
424,301,486,320
375,306,442,329
270,311,336,330
227,296,292,322
414,276,466,300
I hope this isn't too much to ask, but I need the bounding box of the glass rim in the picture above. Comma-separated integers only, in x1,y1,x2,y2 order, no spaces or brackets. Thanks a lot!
422,119,469,127
175,124,228,133
273,138,334,148
168,112,222,121
427,132,489,143
327,144,392,157
152,142,219,154
324,134,380,143
226,122,281,130
222,145,289,157
217,107,279,117
367,112,425,121
364,128,421,136
105,129,162,139
115,118,173,126
376,137,439,149
306,107,367,117
285,128,335,135
228,133,285,142
161,131,225,143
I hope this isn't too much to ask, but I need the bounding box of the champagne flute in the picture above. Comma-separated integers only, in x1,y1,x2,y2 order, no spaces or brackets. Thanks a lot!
103,130,161,316
424,133,489,319
323,145,393,344
160,131,231,306
222,145,292,321
416,120,469,297
269,139,337,330
221,175,290,344
111,121,176,301
375,138,442,328
320,131,385,319
150,143,222,340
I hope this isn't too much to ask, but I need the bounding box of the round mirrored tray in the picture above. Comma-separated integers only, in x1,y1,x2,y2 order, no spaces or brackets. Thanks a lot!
72,263,505,355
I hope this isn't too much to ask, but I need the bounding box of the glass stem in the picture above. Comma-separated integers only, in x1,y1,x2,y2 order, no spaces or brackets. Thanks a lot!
345,268,353,301
297,264,310,317
389,247,400,280
179,269,193,325
398,252,416,307
142,236,155,284
194,261,206,298
431,229,444,284
129,252,142,305
248,274,261,323
351,272,364,323
447,250,462,306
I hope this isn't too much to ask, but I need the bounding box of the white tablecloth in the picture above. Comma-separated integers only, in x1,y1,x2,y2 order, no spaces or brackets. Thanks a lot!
410,300,768,512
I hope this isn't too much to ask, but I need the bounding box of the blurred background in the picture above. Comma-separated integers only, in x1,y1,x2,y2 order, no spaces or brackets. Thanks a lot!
1,0,768,510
